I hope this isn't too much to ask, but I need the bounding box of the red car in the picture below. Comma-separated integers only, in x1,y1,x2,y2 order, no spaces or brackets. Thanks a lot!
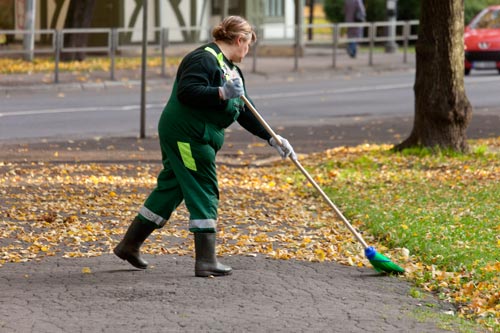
464,5,500,75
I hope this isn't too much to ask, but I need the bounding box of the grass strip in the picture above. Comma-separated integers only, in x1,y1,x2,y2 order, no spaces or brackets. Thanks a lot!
294,138,499,330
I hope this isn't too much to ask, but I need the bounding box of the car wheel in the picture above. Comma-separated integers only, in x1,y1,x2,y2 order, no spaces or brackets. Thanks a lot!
465,68,471,76
498,69,500,75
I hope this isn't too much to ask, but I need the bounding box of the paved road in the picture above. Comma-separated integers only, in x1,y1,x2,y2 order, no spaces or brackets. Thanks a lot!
1,60,499,142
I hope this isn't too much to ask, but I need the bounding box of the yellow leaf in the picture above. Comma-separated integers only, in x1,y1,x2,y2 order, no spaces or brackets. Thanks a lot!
248,142,266,148
254,233,268,242
301,237,312,248
315,249,326,262
81,267,92,274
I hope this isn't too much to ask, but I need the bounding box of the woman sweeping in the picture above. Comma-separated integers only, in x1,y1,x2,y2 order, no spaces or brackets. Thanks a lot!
114,16,296,277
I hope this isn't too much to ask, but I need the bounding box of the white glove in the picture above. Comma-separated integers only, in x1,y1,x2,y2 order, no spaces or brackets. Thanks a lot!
219,78,244,100
269,135,297,160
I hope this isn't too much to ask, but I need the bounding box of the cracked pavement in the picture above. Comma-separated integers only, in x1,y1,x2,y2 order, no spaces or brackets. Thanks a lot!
0,254,457,332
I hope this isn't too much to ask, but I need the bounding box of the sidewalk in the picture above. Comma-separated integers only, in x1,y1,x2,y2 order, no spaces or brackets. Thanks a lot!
0,50,472,333
0,46,416,93
1,255,457,333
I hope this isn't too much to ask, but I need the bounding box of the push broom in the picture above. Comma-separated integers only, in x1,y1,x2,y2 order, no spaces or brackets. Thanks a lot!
241,95,405,274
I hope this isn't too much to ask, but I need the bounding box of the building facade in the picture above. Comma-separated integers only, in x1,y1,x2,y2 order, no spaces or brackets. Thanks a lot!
6,0,301,44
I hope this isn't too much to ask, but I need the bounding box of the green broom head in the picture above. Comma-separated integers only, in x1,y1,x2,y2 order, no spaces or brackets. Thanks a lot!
365,246,405,274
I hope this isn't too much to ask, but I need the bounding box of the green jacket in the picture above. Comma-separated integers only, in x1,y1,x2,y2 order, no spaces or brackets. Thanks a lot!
159,42,271,151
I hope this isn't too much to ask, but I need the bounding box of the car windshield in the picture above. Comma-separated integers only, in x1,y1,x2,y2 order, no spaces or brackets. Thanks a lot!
470,8,500,29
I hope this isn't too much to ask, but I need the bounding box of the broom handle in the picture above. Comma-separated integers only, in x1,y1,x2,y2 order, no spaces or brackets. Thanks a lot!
241,95,369,249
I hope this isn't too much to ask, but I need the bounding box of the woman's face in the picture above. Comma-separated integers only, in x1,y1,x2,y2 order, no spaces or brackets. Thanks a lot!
232,36,252,63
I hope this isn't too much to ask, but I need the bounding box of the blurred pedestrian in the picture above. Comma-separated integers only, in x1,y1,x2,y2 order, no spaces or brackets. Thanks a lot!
344,0,366,58
113,16,296,277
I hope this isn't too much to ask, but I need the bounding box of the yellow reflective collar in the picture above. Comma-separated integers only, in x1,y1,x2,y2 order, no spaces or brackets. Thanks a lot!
204,46,232,81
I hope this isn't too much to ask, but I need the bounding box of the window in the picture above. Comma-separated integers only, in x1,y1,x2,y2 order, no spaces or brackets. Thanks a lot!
265,0,285,18
212,0,243,16
471,8,500,29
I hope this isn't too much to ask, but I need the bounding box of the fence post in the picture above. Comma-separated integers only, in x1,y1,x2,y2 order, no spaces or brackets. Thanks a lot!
160,28,169,77
403,21,409,64
140,0,148,139
252,26,260,73
332,23,338,68
369,23,374,66
110,28,117,80
294,24,300,72
54,30,61,84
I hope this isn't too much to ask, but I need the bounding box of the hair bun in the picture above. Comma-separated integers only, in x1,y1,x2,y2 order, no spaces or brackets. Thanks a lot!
212,16,256,44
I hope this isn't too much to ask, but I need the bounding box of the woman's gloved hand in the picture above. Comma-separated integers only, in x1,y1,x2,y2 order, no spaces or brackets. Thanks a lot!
219,78,244,100
269,135,297,160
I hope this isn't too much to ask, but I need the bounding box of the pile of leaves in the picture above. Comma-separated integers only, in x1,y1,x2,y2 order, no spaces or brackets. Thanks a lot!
1,138,499,330
0,161,371,265
0,57,181,75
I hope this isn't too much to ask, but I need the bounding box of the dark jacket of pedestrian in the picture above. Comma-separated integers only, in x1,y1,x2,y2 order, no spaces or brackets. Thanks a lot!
344,0,366,38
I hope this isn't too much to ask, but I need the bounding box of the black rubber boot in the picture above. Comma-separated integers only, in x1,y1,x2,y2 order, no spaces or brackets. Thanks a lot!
194,232,232,277
113,216,156,269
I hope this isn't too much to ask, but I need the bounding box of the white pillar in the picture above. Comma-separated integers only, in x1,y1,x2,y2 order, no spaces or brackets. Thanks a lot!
385,0,398,53
221,0,229,18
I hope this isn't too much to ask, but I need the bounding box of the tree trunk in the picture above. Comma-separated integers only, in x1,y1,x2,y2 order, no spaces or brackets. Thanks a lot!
394,0,472,152
61,0,97,62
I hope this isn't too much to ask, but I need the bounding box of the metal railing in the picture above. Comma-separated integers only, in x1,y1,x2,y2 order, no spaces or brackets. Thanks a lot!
266,20,419,71
0,20,419,83
0,27,173,83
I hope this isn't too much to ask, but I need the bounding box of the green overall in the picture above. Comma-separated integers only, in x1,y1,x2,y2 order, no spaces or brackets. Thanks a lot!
137,43,251,233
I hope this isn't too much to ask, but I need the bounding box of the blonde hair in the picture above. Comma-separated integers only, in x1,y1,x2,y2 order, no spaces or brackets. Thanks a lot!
212,16,256,44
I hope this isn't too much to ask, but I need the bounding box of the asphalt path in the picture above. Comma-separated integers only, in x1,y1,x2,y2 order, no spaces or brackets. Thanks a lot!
1,69,500,142
0,255,459,333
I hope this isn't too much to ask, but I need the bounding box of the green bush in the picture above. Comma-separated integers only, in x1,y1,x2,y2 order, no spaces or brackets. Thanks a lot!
365,0,386,21
397,0,420,21
465,0,500,24
323,0,344,23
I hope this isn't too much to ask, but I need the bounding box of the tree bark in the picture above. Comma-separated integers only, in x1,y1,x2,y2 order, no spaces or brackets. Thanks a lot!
394,0,472,152
61,0,97,62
